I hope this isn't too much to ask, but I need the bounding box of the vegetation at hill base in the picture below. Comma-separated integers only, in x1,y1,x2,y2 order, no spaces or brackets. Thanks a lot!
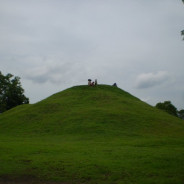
178,109,184,119
155,101,178,117
0,71,29,113
0,85,184,184
155,101,184,119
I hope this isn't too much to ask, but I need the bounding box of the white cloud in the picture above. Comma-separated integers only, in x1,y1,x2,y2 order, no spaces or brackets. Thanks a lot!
25,60,86,84
135,71,170,89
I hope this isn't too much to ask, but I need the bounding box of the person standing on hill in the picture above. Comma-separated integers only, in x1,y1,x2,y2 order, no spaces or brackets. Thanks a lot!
95,79,97,85
88,79,92,86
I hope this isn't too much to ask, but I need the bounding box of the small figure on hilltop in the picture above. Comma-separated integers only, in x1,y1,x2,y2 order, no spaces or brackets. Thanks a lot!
113,83,117,87
88,79,92,86
95,79,97,85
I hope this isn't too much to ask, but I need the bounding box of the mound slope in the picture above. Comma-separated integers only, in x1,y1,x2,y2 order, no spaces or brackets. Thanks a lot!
0,85,183,137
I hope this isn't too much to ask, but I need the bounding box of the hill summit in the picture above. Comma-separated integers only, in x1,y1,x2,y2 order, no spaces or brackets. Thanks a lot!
0,85,183,137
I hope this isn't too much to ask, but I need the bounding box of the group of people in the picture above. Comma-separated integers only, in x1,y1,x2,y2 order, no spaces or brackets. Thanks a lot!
88,79,97,86
88,79,118,87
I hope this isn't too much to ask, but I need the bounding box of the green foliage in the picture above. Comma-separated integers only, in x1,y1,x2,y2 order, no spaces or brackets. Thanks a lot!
155,101,178,117
182,1,184,39
0,71,29,113
181,30,184,40
0,85,184,183
178,109,184,119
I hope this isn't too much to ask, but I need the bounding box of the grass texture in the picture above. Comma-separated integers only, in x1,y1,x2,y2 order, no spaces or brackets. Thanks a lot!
0,85,184,184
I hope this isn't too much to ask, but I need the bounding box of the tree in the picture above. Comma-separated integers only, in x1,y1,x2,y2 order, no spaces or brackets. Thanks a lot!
181,1,184,40
181,30,184,40
0,71,29,113
178,109,184,120
155,101,178,117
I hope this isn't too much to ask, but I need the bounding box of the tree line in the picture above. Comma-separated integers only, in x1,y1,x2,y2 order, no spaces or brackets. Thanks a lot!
0,71,29,113
156,101,184,120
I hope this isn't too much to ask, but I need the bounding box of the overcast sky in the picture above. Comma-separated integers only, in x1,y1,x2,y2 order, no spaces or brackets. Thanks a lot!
0,0,184,109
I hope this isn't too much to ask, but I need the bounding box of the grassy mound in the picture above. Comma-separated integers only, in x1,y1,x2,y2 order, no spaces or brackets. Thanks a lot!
0,85,184,184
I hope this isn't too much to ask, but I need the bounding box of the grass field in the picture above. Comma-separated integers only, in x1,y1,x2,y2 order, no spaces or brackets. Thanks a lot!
0,85,184,184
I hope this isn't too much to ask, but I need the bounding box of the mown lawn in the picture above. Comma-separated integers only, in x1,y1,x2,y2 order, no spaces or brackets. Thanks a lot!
0,134,184,184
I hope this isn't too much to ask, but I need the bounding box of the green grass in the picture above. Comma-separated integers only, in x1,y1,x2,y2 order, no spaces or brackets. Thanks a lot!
0,85,184,184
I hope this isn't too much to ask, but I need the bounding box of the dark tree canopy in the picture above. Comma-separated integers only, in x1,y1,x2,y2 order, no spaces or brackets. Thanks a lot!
155,101,178,117
178,109,184,120
181,30,184,40
181,1,184,39
0,71,29,113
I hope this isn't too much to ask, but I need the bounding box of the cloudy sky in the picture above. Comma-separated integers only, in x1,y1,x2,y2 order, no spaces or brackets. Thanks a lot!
0,0,184,109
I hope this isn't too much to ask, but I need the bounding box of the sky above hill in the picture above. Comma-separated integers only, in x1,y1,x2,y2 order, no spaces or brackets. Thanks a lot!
0,0,184,109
